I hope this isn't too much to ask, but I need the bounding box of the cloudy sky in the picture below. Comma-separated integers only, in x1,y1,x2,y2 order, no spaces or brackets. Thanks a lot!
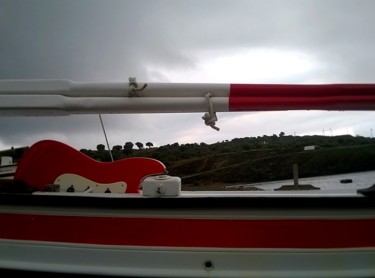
1,0,375,151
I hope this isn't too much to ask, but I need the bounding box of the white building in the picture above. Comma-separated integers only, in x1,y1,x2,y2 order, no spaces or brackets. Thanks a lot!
303,145,320,151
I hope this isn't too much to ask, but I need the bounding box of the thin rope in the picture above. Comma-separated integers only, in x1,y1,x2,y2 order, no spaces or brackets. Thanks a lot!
98,114,114,162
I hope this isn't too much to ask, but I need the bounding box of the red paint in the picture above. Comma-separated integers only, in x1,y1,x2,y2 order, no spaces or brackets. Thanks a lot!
14,140,166,193
1,213,375,249
229,84,375,111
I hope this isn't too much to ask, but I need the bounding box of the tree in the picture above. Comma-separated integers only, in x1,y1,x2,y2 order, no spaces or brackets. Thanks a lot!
279,131,285,137
112,145,122,152
123,142,134,156
146,142,153,148
124,142,134,149
96,144,105,152
135,142,144,149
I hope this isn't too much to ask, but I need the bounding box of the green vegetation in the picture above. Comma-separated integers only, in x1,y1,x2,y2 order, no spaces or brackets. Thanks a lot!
78,134,375,189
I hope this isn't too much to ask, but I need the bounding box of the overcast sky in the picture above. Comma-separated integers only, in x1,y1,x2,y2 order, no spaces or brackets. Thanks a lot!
1,0,375,151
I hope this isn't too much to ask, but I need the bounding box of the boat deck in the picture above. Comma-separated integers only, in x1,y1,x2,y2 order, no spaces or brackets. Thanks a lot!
31,188,367,198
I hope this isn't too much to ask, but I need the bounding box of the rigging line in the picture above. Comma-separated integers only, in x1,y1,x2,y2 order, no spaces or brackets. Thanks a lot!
98,114,114,162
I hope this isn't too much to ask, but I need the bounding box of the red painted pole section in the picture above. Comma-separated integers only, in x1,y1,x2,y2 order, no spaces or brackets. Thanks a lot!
229,84,375,111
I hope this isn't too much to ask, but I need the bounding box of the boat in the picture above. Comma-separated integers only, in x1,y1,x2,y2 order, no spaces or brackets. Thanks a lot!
0,78,374,277
0,154,19,178
0,164,17,178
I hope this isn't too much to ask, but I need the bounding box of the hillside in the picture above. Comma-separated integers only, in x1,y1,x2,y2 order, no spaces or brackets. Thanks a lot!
168,144,375,190
80,134,375,190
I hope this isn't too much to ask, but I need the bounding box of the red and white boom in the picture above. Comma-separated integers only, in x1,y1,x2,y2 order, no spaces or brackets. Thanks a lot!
1,78,375,116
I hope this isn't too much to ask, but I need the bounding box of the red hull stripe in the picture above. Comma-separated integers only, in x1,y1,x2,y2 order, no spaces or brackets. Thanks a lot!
1,213,375,249
229,84,375,111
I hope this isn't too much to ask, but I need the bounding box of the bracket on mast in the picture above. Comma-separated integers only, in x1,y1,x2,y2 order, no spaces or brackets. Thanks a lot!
128,77,147,97
202,92,220,131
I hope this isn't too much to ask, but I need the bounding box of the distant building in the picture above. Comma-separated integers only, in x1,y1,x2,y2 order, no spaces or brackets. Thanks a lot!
304,145,320,151
1,156,13,166
0,146,29,164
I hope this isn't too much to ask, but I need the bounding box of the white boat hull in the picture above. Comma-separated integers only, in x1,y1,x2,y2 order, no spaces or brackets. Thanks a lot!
1,240,374,278
0,192,374,277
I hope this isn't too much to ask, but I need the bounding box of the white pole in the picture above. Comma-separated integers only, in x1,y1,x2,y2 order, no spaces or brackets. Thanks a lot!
2,80,375,115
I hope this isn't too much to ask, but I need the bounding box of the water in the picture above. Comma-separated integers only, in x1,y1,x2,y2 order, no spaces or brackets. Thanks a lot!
246,170,375,191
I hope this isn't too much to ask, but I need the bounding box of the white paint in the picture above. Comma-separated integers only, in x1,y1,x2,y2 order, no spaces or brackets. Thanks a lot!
53,173,126,193
0,80,230,115
0,239,373,277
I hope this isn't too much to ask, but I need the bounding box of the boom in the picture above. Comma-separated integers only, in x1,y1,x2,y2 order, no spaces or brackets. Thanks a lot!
1,78,375,116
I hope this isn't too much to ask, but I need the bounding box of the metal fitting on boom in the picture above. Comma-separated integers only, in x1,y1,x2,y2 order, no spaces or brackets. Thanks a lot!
128,77,147,97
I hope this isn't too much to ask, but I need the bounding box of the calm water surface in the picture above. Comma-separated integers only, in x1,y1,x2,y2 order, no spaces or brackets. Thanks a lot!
246,170,375,191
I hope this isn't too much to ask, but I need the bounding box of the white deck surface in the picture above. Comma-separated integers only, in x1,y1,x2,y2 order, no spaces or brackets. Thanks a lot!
31,188,363,198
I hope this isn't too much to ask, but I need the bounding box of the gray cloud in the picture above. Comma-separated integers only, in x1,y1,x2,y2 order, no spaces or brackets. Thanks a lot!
1,0,375,150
